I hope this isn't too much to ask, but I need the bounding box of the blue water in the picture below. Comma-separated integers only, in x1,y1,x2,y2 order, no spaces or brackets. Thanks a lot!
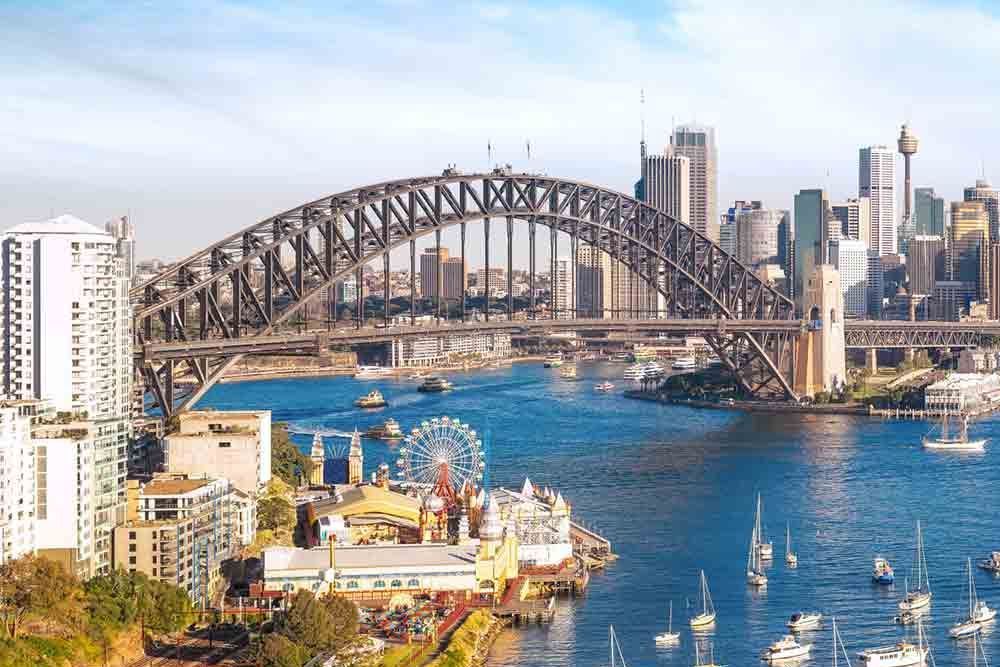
201,362,1000,667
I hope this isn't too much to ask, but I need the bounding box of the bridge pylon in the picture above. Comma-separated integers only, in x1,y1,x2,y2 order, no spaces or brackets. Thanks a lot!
794,265,846,397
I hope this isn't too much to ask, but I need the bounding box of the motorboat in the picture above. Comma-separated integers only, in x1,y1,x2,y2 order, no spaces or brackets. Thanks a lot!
672,357,697,370
923,411,987,451
786,612,822,631
641,362,665,379
543,354,564,368
950,557,997,638
873,557,895,585
858,620,929,667
623,364,645,381
408,371,428,381
898,521,932,612
354,365,393,379
785,523,798,566
365,418,403,440
559,364,578,379
417,376,453,393
689,570,717,629
747,495,768,587
595,382,615,392
355,389,387,408
980,552,1000,574
893,609,927,626
654,601,681,645
761,635,811,663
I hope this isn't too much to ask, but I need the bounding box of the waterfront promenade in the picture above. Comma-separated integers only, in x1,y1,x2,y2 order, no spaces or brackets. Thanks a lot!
200,360,1000,667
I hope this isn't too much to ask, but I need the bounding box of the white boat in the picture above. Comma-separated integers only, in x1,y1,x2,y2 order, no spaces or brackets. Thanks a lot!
694,641,725,667
641,362,665,379
980,551,1000,574
761,635,812,662
354,365,392,379
858,618,929,667
690,570,717,628
654,600,681,645
754,493,774,560
673,357,697,370
923,411,986,451
543,355,563,368
950,557,997,638
787,612,822,631
559,364,578,379
785,523,798,566
594,382,615,392
898,520,932,612
747,495,768,587
623,363,645,381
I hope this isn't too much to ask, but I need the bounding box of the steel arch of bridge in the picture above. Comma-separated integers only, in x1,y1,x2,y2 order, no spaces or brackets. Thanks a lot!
134,171,797,416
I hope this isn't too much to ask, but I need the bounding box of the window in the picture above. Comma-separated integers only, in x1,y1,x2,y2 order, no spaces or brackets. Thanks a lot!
218,442,231,448
374,580,386,589
128,556,136,565
346,581,359,589
129,531,136,540
128,544,136,552
407,578,419,587
391,580,403,588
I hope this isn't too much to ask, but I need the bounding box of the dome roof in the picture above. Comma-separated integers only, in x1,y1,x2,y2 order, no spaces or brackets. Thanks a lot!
6,214,107,237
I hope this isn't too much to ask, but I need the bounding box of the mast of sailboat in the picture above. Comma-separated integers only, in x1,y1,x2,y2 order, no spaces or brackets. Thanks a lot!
668,601,673,633
701,570,708,613
833,617,838,667
786,522,792,556
969,557,976,618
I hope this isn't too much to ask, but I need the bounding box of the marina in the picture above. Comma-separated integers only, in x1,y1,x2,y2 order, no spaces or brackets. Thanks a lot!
200,360,1000,667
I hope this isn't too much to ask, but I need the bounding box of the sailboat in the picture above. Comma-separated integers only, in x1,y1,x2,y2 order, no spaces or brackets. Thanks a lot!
609,625,629,666
831,618,851,667
899,520,932,612
694,641,725,667
655,600,681,645
975,629,991,667
950,557,997,638
923,411,987,451
690,570,717,628
747,501,768,586
754,493,774,560
786,522,798,566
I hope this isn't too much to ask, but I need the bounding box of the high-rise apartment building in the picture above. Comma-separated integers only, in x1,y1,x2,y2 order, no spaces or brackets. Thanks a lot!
419,247,448,299
104,216,135,280
552,258,574,318
868,251,884,318
641,153,690,225
914,188,946,238
950,201,990,303
829,239,869,318
575,246,612,318
793,189,831,308
777,217,794,298
859,145,897,255
964,179,1000,244
736,208,785,267
441,258,465,301
1,215,131,576
991,244,1000,321
831,197,871,247
0,400,41,564
719,220,737,256
908,236,947,297
669,124,718,242
475,268,505,297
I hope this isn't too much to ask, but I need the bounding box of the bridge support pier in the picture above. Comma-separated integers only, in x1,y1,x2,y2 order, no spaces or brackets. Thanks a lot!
866,348,878,374
904,347,915,364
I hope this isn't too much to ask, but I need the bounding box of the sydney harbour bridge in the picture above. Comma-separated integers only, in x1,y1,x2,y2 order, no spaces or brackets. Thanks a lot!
132,170,1000,417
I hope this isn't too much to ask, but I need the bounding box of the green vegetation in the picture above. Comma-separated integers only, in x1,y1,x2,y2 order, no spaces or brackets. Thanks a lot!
272,422,314,487
258,495,295,532
426,610,493,667
249,478,299,556
0,556,192,666
259,590,359,667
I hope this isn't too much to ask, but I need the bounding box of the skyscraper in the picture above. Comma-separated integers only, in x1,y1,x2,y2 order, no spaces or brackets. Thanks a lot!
719,219,737,256
914,188,946,237
669,124,718,242
963,179,1000,244
104,216,135,280
908,235,947,297
829,238,869,318
0,401,39,564
859,145,897,255
440,257,466,300
950,201,990,303
736,207,784,267
831,197,871,247
793,189,831,307
419,247,448,298
990,244,1000,320
576,246,612,318
641,153,690,224
777,216,794,298
2,215,131,576
552,257,574,318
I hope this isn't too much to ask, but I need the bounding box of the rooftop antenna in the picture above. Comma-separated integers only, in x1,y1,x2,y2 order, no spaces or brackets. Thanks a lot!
526,139,531,162
488,140,493,169
640,88,647,161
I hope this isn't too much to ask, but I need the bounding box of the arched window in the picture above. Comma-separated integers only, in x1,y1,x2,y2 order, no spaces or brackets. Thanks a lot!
391,579,403,588
347,580,359,589
334,581,342,589
374,580,387,589
407,578,420,587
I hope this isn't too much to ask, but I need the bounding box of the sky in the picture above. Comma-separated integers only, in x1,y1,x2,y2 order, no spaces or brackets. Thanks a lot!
3,0,1000,267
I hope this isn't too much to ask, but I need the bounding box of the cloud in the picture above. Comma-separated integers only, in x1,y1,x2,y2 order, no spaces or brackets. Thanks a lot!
0,0,998,262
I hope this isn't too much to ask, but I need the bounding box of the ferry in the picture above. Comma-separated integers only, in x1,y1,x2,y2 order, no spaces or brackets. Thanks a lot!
672,357,697,371
873,557,895,585
543,354,564,368
365,418,403,440
979,551,1000,574
611,352,631,363
595,382,615,392
760,635,811,663
642,362,665,379
623,364,646,381
786,612,822,632
417,376,453,393
355,389,388,408
354,365,393,379
857,641,928,667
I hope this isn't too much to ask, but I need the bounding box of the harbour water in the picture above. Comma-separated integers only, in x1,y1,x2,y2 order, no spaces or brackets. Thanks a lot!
201,362,1000,667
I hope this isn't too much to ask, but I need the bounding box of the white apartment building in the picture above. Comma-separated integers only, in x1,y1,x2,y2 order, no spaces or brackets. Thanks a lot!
390,333,512,367
1,215,131,576
552,257,574,319
859,146,897,255
641,153,690,225
670,124,719,242
0,400,42,564
829,239,869,318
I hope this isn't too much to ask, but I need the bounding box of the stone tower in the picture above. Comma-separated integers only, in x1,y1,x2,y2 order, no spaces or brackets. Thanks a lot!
348,428,363,486
794,265,847,397
309,433,325,486
478,496,503,561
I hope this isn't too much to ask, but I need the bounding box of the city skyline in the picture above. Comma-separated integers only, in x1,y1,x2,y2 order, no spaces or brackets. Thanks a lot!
5,1,1000,263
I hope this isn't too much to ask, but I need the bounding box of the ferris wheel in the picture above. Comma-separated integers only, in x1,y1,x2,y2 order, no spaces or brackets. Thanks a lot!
396,416,486,490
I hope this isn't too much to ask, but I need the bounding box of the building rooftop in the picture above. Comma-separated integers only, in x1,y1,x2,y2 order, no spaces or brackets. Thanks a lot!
312,484,421,524
5,214,108,237
264,542,478,573
927,373,1000,391
142,477,214,496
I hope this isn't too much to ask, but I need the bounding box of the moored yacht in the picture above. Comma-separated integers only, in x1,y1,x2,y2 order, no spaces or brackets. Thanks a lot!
923,411,987,452
873,557,895,585
858,620,929,667
654,600,681,645
672,356,697,370
690,570,717,629
950,557,997,639
898,521,932,612
980,552,1000,574
760,635,811,663
786,612,822,631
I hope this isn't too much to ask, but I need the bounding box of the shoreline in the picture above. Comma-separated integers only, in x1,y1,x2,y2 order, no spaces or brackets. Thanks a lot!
623,389,872,416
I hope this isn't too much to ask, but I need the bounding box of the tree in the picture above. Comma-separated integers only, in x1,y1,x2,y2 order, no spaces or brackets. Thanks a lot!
139,579,192,635
277,590,339,654
258,496,295,532
0,555,81,638
259,634,307,667
319,594,360,652
272,423,313,487
84,569,142,640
